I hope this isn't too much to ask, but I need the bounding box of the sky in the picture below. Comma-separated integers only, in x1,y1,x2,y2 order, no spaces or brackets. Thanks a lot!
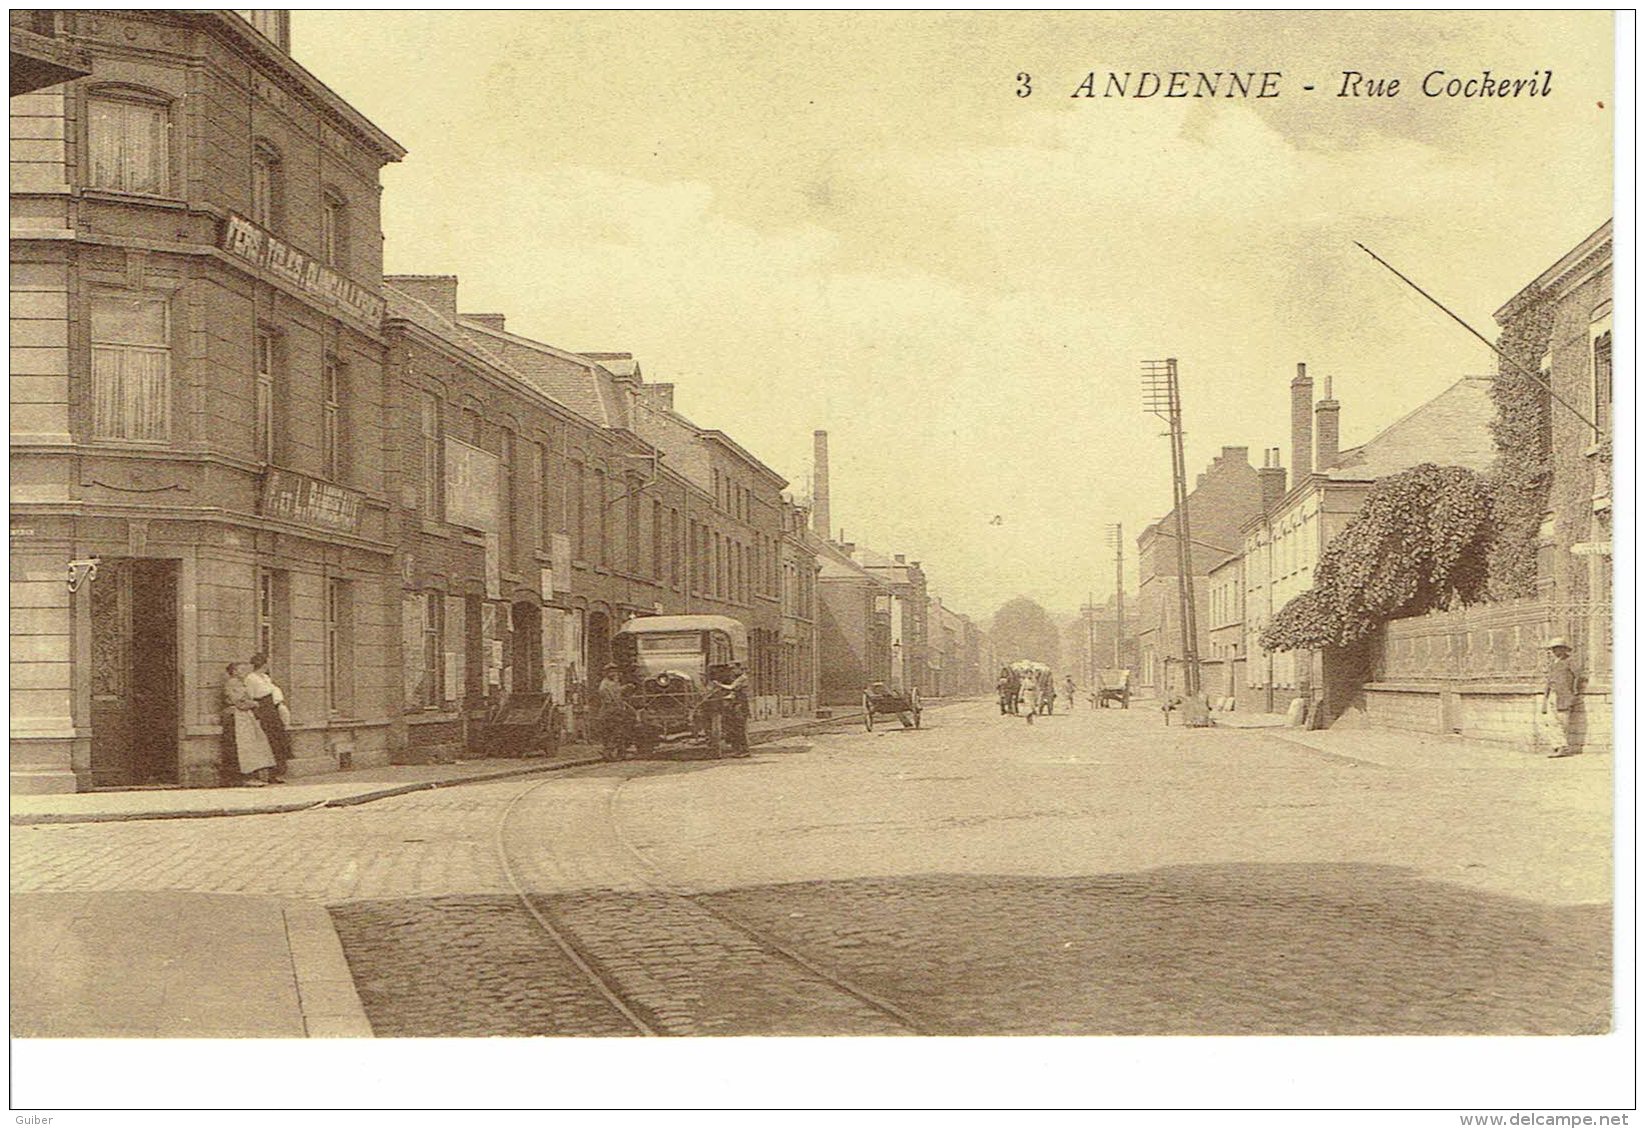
298,10,1614,624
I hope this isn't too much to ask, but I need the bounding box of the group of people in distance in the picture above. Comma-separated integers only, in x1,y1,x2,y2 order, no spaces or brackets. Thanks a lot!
596,660,751,760
996,667,1078,724
221,654,292,786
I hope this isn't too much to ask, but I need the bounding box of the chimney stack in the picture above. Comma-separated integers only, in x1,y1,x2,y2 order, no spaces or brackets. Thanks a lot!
1291,362,1314,482
812,430,831,540
464,313,506,333
1314,374,1340,472
1258,447,1288,514
385,275,459,322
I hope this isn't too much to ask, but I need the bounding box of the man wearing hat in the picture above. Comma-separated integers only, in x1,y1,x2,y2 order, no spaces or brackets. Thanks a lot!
1541,638,1581,758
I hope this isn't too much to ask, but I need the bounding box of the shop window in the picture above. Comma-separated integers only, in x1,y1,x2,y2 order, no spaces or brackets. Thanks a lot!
90,293,170,442
87,90,170,196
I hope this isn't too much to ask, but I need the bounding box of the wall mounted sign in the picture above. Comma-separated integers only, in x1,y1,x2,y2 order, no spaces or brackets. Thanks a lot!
260,468,365,533
222,213,386,328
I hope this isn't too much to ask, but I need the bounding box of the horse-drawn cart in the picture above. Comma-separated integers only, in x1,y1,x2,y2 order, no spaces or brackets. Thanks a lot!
864,682,921,730
1095,668,1132,709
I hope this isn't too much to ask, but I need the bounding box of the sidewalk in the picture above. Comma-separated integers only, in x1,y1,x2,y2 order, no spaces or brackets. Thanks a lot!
9,708,868,826
10,891,369,1038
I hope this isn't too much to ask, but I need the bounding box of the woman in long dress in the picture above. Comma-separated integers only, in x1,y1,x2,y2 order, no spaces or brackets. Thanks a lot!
223,663,276,785
244,652,291,782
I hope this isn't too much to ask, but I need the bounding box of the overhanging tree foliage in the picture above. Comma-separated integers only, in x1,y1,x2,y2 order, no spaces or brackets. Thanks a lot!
1259,464,1494,652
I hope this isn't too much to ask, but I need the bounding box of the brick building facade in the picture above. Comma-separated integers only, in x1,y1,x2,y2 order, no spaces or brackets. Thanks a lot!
10,9,404,792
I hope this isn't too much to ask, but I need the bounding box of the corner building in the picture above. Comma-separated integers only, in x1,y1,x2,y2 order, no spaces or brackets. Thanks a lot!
9,10,404,791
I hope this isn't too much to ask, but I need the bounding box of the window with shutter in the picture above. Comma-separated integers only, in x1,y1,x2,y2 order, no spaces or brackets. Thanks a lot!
90,294,170,442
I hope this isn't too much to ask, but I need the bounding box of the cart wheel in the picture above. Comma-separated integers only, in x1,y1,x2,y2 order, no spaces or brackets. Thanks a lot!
863,693,874,731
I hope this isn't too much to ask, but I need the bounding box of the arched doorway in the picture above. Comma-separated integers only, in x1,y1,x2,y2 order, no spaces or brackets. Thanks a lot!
511,600,542,694
586,608,612,688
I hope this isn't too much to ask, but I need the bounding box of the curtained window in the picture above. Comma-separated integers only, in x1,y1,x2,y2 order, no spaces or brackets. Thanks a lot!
88,94,169,195
90,294,170,442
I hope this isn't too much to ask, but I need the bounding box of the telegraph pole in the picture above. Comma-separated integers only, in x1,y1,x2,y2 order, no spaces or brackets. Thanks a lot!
1106,523,1125,668
1142,358,1202,700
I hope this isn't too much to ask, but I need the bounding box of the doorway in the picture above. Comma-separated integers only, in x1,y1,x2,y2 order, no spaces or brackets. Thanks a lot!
89,559,180,787
511,600,542,694
586,609,611,689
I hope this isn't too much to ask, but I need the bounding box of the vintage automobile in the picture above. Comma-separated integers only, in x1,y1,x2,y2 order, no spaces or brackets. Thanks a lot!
611,614,749,757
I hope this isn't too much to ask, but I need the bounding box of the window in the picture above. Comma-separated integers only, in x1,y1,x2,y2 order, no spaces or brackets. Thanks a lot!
257,570,276,664
90,294,170,442
405,591,444,710
1593,330,1612,438
254,330,276,463
573,462,587,559
500,430,516,562
87,93,169,195
327,578,353,715
537,442,552,550
670,509,681,588
251,143,280,229
595,469,609,566
321,192,348,268
419,390,441,518
652,500,664,580
322,356,342,481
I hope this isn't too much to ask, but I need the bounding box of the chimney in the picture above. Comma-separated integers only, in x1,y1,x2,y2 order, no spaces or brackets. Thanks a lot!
812,430,831,540
1315,374,1341,472
894,554,906,565
385,275,458,322
646,383,674,412
1291,362,1313,482
463,313,506,333
1258,447,1288,514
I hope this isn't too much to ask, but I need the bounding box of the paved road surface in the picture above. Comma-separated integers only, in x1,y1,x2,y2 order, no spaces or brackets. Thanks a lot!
11,700,1610,1036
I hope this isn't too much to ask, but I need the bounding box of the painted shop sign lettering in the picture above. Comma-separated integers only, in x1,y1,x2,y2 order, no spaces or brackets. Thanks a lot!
222,214,386,328
260,468,365,532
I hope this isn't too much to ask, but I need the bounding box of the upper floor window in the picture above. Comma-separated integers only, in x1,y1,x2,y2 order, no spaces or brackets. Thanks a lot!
251,143,281,229
418,389,441,519
1592,330,1612,439
87,92,170,196
90,293,170,442
254,330,277,463
322,191,349,268
322,355,343,481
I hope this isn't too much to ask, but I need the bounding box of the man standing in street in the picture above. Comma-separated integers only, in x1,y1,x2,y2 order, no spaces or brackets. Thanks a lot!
1542,637,1581,758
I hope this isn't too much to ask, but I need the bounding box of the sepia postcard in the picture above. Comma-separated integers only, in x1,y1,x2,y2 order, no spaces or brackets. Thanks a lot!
7,7,1631,1116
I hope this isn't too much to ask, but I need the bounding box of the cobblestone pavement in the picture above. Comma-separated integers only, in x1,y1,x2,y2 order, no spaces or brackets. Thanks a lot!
10,701,1612,1036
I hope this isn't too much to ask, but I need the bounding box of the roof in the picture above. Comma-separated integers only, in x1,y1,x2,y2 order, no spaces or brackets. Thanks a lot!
582,352,640,378
202,12,404,163
1494,219,1613,320
458,319,615,426
1324,376,1497,481
384,284,564,406
615,615,748,646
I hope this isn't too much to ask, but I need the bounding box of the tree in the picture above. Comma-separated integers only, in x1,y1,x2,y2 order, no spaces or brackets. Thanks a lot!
1260,464,1494,652
989,597,1062,670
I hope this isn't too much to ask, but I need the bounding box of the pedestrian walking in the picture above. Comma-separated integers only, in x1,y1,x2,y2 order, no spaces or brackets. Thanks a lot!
222,662,275,786
1063,676,1076,713
1541,637,1581,758
596,664,632,759
243,653,291,782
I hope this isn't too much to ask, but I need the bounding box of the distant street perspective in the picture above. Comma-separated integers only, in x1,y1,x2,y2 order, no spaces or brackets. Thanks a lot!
12,700,1609,1037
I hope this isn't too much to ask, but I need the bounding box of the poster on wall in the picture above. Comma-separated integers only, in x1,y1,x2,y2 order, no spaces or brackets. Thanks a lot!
444,437,499,533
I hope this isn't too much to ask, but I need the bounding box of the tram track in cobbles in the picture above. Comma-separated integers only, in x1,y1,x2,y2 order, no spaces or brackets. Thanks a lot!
489,765,938,1036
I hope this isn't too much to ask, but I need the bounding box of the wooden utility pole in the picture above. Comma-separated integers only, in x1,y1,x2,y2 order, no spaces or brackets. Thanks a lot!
1143,358,1202,700
1106,523,1125,668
